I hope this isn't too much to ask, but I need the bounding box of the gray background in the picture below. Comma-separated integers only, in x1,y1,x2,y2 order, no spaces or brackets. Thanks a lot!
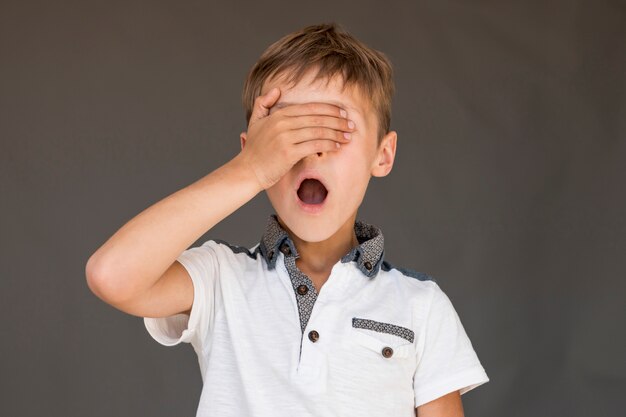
1,1,624,416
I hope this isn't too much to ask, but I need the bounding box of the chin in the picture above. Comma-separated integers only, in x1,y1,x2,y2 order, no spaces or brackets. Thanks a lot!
280,212,335,242
276,210,346,243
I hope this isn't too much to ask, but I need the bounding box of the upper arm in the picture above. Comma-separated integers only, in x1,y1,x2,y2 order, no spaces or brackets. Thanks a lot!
413,283,490,406
416,390,464,417
109,260,195,318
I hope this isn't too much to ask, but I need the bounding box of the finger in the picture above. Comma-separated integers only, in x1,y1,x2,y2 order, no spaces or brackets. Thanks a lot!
250,87,281,121
278,102,349,119
284,114,356,133
289,126,353,145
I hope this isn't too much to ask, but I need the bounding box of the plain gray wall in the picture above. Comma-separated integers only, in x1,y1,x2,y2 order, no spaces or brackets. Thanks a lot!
1,1,624,416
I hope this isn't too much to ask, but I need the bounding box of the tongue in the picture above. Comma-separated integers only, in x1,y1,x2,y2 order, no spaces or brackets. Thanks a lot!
297,179,328,205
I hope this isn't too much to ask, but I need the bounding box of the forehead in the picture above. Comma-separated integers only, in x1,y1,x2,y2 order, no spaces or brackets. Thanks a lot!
264,69,370,117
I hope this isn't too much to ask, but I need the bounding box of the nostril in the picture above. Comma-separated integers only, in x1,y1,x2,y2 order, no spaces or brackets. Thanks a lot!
317,152,322,157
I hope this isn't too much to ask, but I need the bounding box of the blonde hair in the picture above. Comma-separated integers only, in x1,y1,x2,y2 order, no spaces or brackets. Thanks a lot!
242,23,395,143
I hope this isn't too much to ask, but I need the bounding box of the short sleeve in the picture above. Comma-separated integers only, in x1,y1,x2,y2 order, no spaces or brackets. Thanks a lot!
143,240,219,349
413,282,489,407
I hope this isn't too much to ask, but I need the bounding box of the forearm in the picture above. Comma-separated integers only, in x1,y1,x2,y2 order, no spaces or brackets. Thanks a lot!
415,391,464,417
86,152,261,301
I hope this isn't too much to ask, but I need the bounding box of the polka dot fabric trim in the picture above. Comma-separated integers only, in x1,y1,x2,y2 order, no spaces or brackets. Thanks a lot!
352,317,415,343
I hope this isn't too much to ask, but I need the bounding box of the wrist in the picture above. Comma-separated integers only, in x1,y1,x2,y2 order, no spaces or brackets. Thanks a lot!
230,152,266,194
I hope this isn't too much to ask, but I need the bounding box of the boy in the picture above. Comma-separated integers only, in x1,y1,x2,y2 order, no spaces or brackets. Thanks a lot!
86,23,489,416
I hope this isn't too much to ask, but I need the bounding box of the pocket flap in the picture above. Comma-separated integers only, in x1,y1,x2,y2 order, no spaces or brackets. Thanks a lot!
352,317,415,343
349,317,415,359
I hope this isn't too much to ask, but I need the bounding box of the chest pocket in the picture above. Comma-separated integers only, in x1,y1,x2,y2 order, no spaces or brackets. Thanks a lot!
349,317,415,359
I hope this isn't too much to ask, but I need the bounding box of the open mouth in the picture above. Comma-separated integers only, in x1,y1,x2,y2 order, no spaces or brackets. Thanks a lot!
297,178,328,205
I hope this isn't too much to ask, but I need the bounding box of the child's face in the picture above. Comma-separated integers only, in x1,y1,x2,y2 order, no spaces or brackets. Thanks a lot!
262,67,397,243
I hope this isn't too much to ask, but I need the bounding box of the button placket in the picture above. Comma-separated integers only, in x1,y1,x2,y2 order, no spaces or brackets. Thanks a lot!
282,250,318,335
279,243,332,378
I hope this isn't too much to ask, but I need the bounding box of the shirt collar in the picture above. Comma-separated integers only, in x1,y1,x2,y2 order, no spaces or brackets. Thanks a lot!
258,214,385,278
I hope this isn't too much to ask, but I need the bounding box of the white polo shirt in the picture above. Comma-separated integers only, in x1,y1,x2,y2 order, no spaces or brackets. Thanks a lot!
144,214,489,416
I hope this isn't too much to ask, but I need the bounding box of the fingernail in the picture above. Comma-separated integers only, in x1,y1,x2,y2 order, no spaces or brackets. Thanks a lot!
340,109,347,118
344,132,352,139
348,120,355,129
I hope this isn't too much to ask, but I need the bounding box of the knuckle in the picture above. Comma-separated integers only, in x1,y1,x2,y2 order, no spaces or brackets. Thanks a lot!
279,130,290,143
303,103,317,113
314,127,327,138
310,115,324,126
313,140,324,151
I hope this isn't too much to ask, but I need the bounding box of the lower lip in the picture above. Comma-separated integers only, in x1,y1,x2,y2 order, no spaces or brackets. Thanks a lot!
295,190,328,214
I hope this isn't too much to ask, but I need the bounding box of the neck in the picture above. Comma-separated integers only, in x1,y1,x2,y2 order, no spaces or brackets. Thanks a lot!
278,213,360,275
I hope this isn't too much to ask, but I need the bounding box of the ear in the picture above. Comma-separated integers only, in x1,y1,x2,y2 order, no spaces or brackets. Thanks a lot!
370,130,397,177
240,131,247,151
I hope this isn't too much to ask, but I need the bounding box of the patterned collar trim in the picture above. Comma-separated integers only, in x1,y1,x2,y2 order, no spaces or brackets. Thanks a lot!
258,214,385,278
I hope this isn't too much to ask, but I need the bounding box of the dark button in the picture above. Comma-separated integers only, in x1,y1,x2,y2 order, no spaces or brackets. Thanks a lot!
381,346,394,358
364,261,373,270
308,330,319,342
280,243,291,255
297,284,308,295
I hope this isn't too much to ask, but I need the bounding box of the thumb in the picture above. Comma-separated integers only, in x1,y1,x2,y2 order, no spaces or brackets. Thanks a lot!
250,87,281,121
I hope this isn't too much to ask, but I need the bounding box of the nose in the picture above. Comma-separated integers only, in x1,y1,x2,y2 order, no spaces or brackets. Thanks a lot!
298,147,331,167
301,151,324,164
310,151,326,162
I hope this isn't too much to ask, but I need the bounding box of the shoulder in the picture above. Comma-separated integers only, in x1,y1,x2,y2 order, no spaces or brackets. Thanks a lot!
210,239,260,259
380,259,436,283
378,259,443,302
192,239,261,267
